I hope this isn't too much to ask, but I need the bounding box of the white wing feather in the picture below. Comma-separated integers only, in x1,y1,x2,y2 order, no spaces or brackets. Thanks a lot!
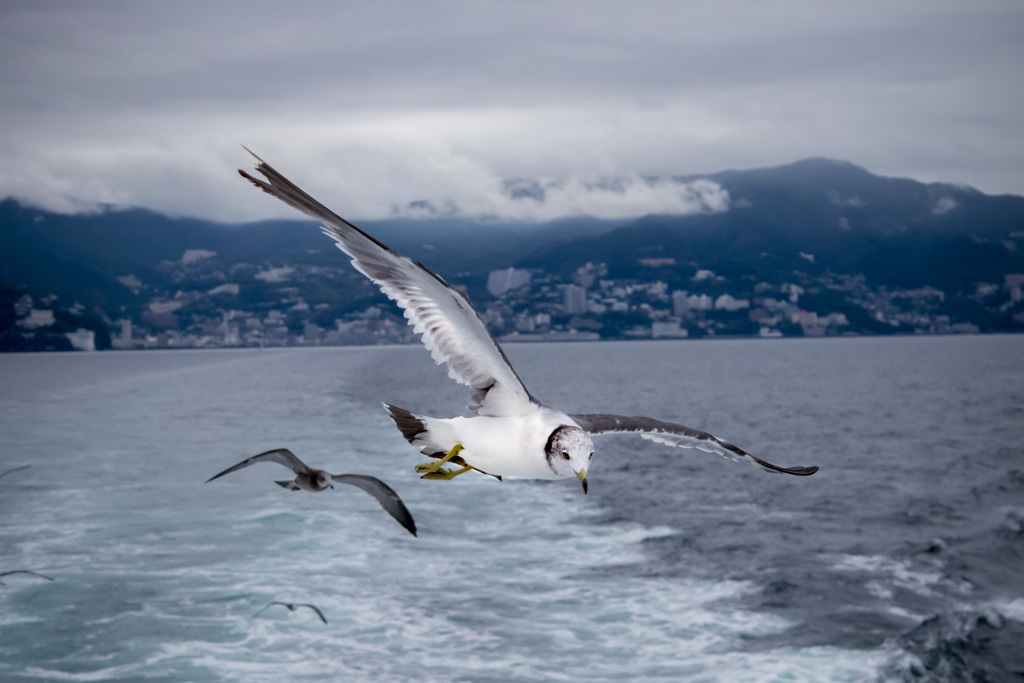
239,152,534,417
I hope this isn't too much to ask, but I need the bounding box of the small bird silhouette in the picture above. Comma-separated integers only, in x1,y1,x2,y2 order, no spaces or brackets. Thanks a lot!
252,601,327,624
205,448,417,536
0,465,30,481
0,570,54,586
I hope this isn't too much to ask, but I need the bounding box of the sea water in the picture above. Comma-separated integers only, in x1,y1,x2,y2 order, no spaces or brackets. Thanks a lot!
1,336,1022,681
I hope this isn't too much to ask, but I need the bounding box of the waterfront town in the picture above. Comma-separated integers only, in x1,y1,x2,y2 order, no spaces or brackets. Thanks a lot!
10,251,1022,351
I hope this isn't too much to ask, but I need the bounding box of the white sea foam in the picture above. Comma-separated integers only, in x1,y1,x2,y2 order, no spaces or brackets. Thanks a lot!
994,597,1024,622
832,554,943,595
10,338,1021,680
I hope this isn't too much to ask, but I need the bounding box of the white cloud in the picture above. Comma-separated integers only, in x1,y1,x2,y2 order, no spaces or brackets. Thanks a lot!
390,175,730,221
1,0,1023,221
931,196,958,215
827,191,866,208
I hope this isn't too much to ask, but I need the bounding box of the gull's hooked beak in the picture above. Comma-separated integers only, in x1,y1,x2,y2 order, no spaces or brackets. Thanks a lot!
575,468,588,495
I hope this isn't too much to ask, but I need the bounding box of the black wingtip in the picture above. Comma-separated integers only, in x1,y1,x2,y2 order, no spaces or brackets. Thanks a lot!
766,464,820,476
753,454,820,476
395,503,418,537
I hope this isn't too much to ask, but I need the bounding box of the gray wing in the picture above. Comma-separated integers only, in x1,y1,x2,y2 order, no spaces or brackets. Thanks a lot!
205,448,312,483
0,570,54,581
332,474,418,536
239,151,536,418
570,414,819,476
0,465,30,480
251,601,286,620
298,604,329,624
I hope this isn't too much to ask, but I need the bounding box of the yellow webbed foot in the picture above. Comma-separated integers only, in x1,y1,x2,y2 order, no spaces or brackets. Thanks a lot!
420,465,473,480
414,444,464,474
415,444,472,480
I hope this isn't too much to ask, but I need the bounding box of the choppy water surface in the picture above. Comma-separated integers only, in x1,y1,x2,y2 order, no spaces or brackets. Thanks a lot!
1,336,1022,681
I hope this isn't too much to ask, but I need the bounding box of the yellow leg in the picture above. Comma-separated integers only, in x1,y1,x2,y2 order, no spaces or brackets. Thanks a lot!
415,444,474,480
419,464,473,480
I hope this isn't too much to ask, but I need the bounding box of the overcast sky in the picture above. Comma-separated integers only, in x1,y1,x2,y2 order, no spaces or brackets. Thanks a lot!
1,0,1022,222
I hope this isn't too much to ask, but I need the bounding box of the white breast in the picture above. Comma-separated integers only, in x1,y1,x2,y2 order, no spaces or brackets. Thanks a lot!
448,408,568,480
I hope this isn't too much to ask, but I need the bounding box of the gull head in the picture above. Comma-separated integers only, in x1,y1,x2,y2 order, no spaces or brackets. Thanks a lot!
314,471,334,490
546,426,594,494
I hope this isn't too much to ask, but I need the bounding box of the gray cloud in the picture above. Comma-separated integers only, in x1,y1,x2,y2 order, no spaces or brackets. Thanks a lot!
1,0,1022,221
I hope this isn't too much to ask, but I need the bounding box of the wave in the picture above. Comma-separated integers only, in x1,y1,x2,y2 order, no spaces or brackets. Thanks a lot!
883,608,1024,682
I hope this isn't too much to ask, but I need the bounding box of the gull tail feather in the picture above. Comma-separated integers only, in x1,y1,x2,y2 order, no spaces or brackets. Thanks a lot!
384,403,430,446
382,403,453,457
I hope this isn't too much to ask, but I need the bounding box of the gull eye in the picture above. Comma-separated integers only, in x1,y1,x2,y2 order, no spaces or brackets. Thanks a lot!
589,452,594,459
561,451,570,461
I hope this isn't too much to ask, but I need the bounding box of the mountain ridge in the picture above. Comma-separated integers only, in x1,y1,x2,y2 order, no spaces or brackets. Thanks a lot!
3,158,1023,350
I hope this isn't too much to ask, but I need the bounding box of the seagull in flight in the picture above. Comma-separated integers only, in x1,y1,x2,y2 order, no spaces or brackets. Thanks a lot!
0,570,54,586
252,601,328,624
0,465,30,481
206,448,417,536
239,151,819,494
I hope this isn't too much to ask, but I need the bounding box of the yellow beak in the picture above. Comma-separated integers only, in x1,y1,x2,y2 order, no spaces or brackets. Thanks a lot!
575,468,588,495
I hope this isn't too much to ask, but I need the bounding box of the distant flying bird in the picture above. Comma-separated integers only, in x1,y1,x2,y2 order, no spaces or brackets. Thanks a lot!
205,448,417,536
0,465,30,481
252,601,328,624
0,570,54,586
239,151,819,495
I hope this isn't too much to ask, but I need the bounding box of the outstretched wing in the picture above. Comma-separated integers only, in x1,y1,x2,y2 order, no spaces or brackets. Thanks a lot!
0,465,30,480
205,448,311,484
251,601,286,620
239,151,535,418
0,569,54,581
570,414,819,476
299,604,329,624
332,474,418,536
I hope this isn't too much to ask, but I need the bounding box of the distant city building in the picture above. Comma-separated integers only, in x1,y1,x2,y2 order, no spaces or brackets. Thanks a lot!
715,294,750,311
255,266,294,283
487,268,533,297
303,322,322,345
563,285,587,315
672,290,690,317
65,329,95,351
14,294,33,316
19,309,55,329
1004,274,1024,301
647,281,668,298
638,258,676,268
572,262,605,289
208,283,240,296
112,318,133,349
651,321,689,339
678,293,713,311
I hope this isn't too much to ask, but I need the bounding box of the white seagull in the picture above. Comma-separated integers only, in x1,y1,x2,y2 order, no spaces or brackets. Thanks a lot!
239,152,819,494
206,448,417,536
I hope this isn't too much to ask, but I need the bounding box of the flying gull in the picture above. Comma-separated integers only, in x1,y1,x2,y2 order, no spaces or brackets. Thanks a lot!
252,601,328,624
206,448,417,536
0,570,54,586
239,151,819,493
0,465,31,481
